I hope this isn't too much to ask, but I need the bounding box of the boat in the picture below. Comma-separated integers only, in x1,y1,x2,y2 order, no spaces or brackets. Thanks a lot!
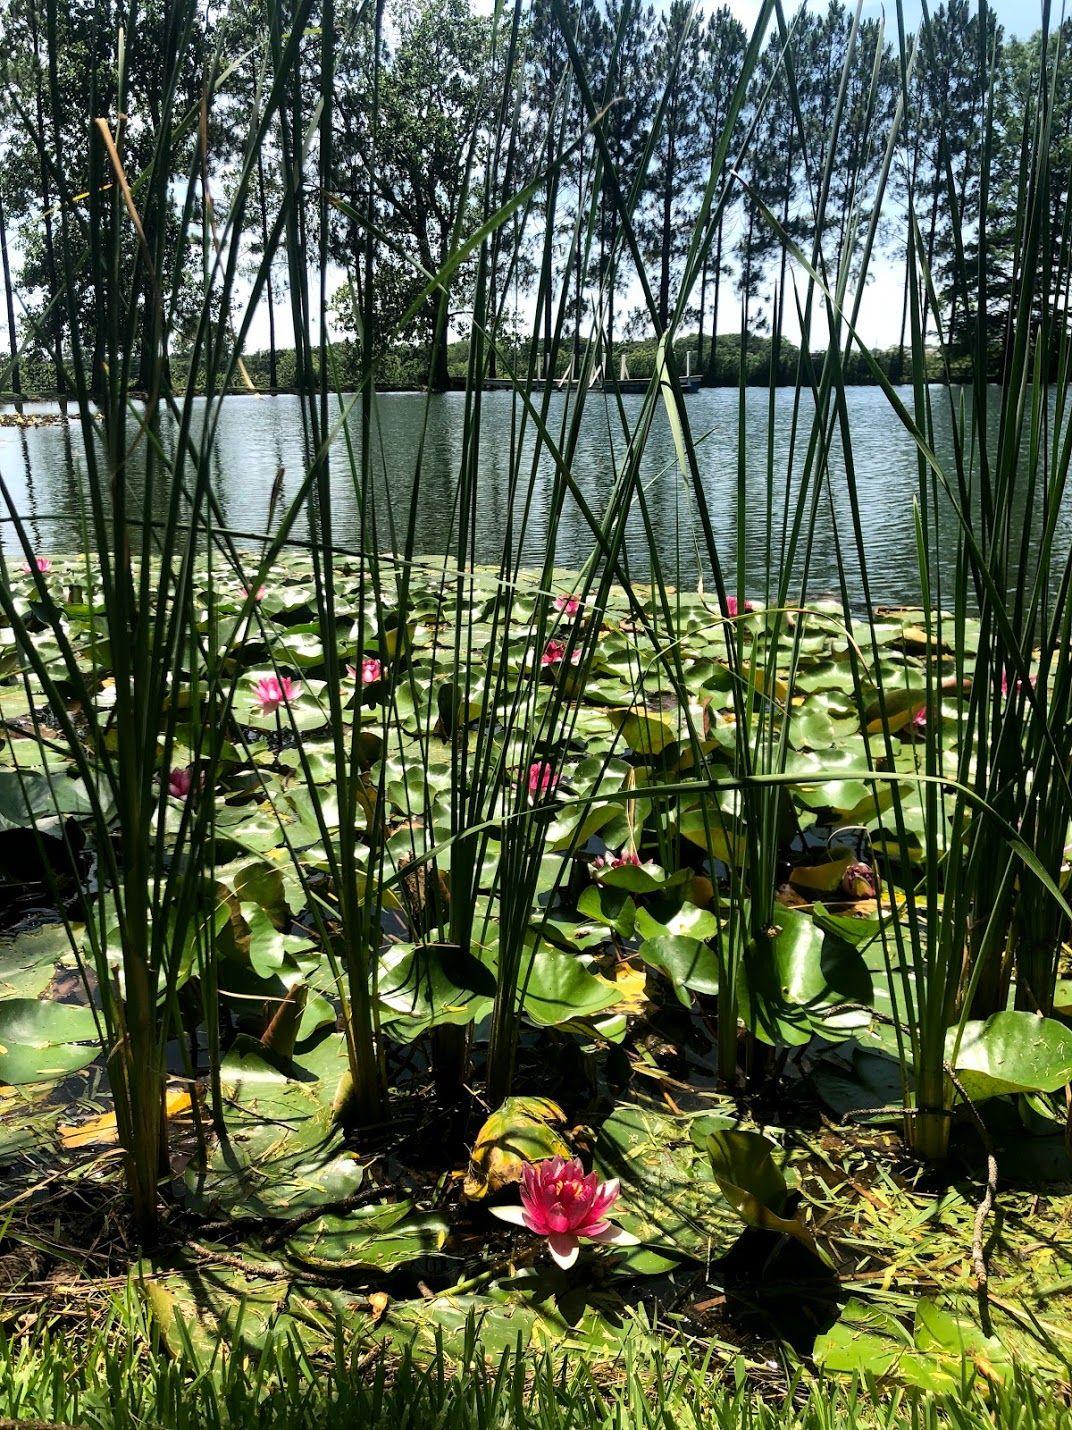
484,348,701,394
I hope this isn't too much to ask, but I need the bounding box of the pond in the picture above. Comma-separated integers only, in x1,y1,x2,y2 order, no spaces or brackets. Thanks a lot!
0,386,1064,603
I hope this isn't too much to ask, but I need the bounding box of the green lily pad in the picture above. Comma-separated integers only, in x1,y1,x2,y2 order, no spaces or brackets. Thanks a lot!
0,923,78,999
738,905,868,1047
814,1297,1011,1393
636,935,719,1001
378,943,495,1041
0,768,95,831
593,1104,738,1260
285,1200,449,1272
0,998,100,1084
948,1012,1072,1102
185,1033,363,1219
706,1129,824,1261
517,947,620,1027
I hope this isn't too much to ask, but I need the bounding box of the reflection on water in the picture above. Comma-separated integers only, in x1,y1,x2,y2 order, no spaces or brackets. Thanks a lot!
0,387,1066,604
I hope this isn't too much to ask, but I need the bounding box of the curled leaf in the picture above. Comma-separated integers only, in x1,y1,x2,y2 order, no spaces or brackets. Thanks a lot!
463,1096,570,1200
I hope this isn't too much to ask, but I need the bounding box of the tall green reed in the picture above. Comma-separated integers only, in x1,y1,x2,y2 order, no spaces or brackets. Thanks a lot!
0,0,333,1235
6,0,1070,1205
766,0,1072,1158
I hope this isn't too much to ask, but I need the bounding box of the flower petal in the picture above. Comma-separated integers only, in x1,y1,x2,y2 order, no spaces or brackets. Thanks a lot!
489,1205,529,1226
588,1178,620,1221
547,1233,580,1269
587,1224,641,1247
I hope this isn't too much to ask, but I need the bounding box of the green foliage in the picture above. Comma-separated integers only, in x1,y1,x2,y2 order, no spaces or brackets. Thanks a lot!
2,1303,1069,1428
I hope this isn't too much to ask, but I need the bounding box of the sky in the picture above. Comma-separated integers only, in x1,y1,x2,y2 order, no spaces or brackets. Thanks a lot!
237,0,1048,357
695,0,1049,350
721,0,1043,34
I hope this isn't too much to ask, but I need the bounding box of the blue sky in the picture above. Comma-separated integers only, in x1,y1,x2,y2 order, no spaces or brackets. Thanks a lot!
711,0,1047,348
723,1,1048,35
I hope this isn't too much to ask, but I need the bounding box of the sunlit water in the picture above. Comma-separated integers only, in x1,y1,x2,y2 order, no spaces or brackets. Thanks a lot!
1,386,1066,604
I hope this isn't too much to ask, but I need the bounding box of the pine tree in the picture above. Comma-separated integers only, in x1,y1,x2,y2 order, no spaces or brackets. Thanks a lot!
695,5,747,377
642,0,704,332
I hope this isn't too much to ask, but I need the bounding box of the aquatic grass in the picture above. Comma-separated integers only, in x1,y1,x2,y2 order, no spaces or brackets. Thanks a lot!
844,1,1072,1159
3,0,1072,1274
742,0,1072,1157
2,1303,1069,1429
0,0,356,1233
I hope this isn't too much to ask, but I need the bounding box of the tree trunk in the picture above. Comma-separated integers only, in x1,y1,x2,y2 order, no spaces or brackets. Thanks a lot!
542,131,555,381
711,217,724,383
573,140,585,372
257,150,277,390
697,248,707,374
658,125,675,329
29,10,67,406
0,187,22,406
427,290,450,391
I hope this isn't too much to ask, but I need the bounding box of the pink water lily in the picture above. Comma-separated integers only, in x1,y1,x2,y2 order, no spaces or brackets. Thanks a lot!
167,766,196,800
723,595,753,617
541,639,581,668
553,594,581,617
22,556,51,574
347,657,383,684
1001,671,1037,697
253,674,300,715
490,1156,638,1269
243,584,267,602
593,849,642,870
840,860,877,899
527,760,559,799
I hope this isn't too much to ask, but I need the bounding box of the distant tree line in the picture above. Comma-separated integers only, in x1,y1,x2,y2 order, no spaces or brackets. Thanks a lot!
0,0,1067,396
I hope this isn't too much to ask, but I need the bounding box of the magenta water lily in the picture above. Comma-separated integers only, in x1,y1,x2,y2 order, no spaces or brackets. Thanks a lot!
347,657,383,684
490,1157,638,1269
253,674,300,716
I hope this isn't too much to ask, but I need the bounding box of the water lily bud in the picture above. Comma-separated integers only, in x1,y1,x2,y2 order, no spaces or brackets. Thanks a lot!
840,861,877,899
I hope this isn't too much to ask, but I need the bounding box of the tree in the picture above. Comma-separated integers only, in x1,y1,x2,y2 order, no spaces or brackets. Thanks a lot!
641,0,704,331
960,19,1072,377
374,0,498,390
904,1,1001,366
589,0,656,372
695,5,747,375
0,0,208,397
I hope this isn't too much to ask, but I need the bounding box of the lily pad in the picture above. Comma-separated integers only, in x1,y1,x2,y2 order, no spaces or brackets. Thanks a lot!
285,1200,449,1272
706,1129,824,1260
593,1104,738,1260
814,1296,1011,1393
0,998,100,1084
948,1012,1072,1102
185,1033,363,1219
464,1096,570,1199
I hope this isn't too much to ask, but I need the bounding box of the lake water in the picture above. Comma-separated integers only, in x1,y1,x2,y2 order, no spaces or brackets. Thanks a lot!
0,386,1064,604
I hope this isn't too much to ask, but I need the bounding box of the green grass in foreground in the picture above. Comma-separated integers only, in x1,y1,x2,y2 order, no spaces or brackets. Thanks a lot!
0,1319,1067,1430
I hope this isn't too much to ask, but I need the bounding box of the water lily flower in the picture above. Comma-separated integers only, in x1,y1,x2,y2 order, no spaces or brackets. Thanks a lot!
490,1156,638,1269
593,849,642,870
243,584,267,602
253,674,300,715
553,594,581,617
840,860,877,899
527,760,558,798
22,556,51,574
723,595,753,617
541,639,581,668
912,705,928,732
347,657,383,684
167,766,196,800
1001,671,1037,697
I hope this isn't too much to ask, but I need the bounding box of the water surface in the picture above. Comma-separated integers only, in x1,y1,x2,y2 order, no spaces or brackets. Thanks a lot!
1,387,1064,604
